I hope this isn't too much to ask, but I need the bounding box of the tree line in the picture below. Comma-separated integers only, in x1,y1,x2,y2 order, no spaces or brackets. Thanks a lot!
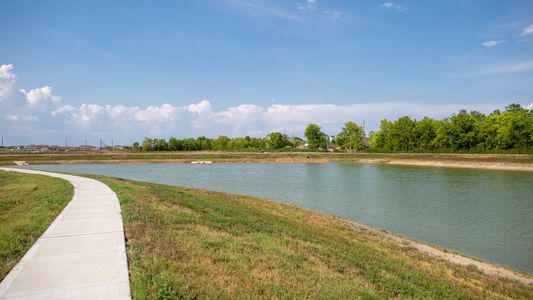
368,104,533,151
133,103,533,153
134,122,364,152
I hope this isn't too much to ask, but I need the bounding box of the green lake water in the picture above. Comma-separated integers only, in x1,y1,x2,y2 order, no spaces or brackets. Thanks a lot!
21,163,533,273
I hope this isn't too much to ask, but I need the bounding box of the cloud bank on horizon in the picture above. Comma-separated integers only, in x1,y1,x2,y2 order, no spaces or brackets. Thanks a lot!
1,64,529,146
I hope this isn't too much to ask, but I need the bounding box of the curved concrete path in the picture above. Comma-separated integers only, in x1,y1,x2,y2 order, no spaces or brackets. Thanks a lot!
0,168,130,300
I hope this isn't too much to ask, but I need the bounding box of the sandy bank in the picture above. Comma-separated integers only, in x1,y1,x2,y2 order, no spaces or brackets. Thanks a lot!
355,158,533,172
343,218,533,286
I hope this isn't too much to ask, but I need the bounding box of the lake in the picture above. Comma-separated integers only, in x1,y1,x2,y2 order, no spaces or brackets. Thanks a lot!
20,163,533,273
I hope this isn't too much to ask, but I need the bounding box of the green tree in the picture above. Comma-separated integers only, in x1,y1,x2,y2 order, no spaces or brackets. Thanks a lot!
182,138,198,151
229,138,248,150
248,137,267,150
505,103,525,112
368,119,393,150
154,139,168,151
267,132,291,149
196,136,212,150
168,137,181,151
141,138,155,151
304,123,327,150
390,116,416,151
491,104,533,149
435,110,483,150
212,136,231,150
413,117,440,150
336,121,364,152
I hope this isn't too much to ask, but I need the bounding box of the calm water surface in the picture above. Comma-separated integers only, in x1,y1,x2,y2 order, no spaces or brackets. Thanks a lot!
22,163,533,272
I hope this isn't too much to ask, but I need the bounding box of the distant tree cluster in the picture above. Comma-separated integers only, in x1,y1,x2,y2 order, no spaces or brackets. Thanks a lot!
134,134,305,152
132,104,533,153
369,104,533,151
133,121,364,152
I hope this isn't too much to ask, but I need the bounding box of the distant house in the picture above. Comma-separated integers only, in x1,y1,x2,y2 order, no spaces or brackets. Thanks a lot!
24,144,50,153
297,143,309,150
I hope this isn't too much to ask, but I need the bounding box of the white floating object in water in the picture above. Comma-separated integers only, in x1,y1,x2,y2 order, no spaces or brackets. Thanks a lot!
191,161,212,164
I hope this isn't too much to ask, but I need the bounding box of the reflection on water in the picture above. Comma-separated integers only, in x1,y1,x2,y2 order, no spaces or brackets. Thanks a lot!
22,163,533,272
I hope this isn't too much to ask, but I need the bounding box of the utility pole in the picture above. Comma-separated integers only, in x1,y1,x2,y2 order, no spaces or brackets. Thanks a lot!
1,136,3,148
65,137,68,149
111,138,114,150
85,138,88,146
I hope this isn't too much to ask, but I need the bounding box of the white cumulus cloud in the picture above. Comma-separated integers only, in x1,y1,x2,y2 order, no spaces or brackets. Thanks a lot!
0,64,17,100
20,86,62,106
381,2,407,13
521,24,533,36
0,64,16,80
213,104,264,131
134,104,181,123
185,100,264,134
481,40,505,48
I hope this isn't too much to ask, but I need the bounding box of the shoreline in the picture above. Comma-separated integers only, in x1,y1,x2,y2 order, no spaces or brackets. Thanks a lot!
355,158,533,172
340,216,533,285
3,156,533,172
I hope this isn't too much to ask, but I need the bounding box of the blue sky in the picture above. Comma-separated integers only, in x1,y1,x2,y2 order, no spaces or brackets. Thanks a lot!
1,0,533,145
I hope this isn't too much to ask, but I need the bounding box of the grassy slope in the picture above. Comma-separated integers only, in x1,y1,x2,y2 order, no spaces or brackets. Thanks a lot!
1,152,533,166
0,171,73,279
88,175,532,299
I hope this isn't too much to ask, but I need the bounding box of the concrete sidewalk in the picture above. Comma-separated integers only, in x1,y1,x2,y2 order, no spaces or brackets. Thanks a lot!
0,168,130,300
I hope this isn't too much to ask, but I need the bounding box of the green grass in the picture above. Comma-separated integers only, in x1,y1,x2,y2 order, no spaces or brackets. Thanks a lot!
84,174,533,299
0,171,73,279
